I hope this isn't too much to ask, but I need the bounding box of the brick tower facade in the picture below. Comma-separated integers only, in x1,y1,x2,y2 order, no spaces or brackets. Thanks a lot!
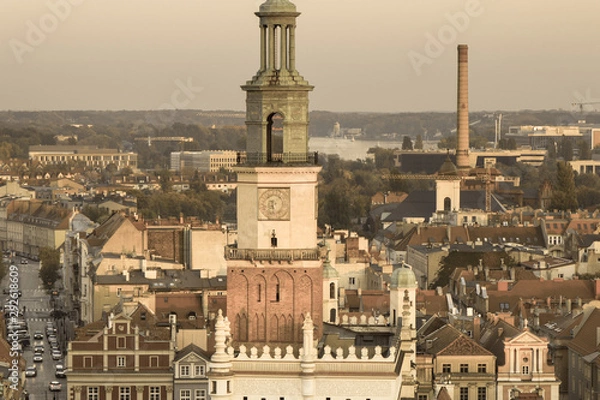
226,0,323,347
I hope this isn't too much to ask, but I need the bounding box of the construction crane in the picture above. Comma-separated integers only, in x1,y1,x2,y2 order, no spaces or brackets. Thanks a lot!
571,101,600,113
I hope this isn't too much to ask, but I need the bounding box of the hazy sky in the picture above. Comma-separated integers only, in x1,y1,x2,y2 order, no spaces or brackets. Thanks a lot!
1,0,599,113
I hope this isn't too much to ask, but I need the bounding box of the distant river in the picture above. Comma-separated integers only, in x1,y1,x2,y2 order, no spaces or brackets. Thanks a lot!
308,137,404,160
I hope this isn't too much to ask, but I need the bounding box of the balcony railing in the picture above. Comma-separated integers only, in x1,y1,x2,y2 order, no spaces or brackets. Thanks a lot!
236,152,319,166
225,246,321,262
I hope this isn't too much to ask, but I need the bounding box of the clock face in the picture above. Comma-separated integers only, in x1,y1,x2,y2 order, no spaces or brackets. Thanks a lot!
258,188,290,220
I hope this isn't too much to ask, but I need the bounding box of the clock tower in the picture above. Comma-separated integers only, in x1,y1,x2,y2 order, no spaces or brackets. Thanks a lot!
226,0,323,347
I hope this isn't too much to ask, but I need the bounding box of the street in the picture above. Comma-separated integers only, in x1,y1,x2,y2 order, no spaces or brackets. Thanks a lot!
3,258,67,400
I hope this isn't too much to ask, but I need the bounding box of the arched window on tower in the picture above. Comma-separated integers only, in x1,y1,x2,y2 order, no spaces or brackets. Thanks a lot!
329,282,336,299
444,197,451,211
267,112,284,162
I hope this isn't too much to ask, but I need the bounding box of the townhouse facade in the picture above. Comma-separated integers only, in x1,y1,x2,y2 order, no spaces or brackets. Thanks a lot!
67,305,176,400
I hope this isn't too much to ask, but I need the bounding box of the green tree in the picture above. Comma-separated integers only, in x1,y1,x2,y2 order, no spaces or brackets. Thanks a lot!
550,161,578,211
38,247,61,290
402,136,413,150
81,205,110,223
437,135,457,150
578,140,592,160
498,138,517,150
156,169,173,192
190,170,207,194
559,137,573,161
547,140,557,161
319,179,352,229
414,134,424,150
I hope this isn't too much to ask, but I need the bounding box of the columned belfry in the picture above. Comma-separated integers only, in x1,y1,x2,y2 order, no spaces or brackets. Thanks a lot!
227,0,323,347
242,0,313,161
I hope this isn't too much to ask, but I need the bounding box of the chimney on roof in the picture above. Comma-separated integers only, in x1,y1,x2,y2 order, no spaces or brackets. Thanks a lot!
576,297,582,308
533,307,540,330
595,279,600,299
473,315,481,341
498,280,508,292
597,327,600,347
169,313,177,344
510,267,516,281
566,298,572,313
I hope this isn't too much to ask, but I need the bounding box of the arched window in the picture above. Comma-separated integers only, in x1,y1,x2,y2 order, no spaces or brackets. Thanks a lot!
444,197,451,211
329,282,336,299
266,113,284,162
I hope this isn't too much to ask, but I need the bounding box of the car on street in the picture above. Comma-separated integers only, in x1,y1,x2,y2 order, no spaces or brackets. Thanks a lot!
33,331,43,340
20,259,27,264
52,350,62,360
49,381,62,391
34,345,44,353
25,366,37,377
55,364,66,378
33,353,43,362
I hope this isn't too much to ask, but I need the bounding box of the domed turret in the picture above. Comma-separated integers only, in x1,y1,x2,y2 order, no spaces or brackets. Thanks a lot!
322,258,339,279
259,0,297,13
391,266,418,289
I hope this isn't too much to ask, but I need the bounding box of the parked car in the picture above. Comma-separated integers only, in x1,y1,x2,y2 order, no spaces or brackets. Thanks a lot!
25,366,37,377
49,381,62,391
55,364,66,378
52,350,62,360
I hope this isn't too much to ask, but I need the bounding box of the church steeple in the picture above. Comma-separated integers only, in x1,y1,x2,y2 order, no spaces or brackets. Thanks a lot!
242,0,314,164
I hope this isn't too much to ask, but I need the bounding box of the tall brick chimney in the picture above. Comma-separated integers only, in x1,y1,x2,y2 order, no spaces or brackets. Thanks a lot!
456,44,470,172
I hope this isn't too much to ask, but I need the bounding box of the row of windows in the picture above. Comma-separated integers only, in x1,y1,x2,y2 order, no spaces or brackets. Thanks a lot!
180,389,207,400
88,387,159,400
180,364,206,377
88,387,166,400
460,387,487,400
442,363,487,373
82,355,160,368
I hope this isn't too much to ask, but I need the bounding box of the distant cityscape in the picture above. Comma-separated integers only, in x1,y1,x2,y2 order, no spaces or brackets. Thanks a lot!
2,1,600,400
